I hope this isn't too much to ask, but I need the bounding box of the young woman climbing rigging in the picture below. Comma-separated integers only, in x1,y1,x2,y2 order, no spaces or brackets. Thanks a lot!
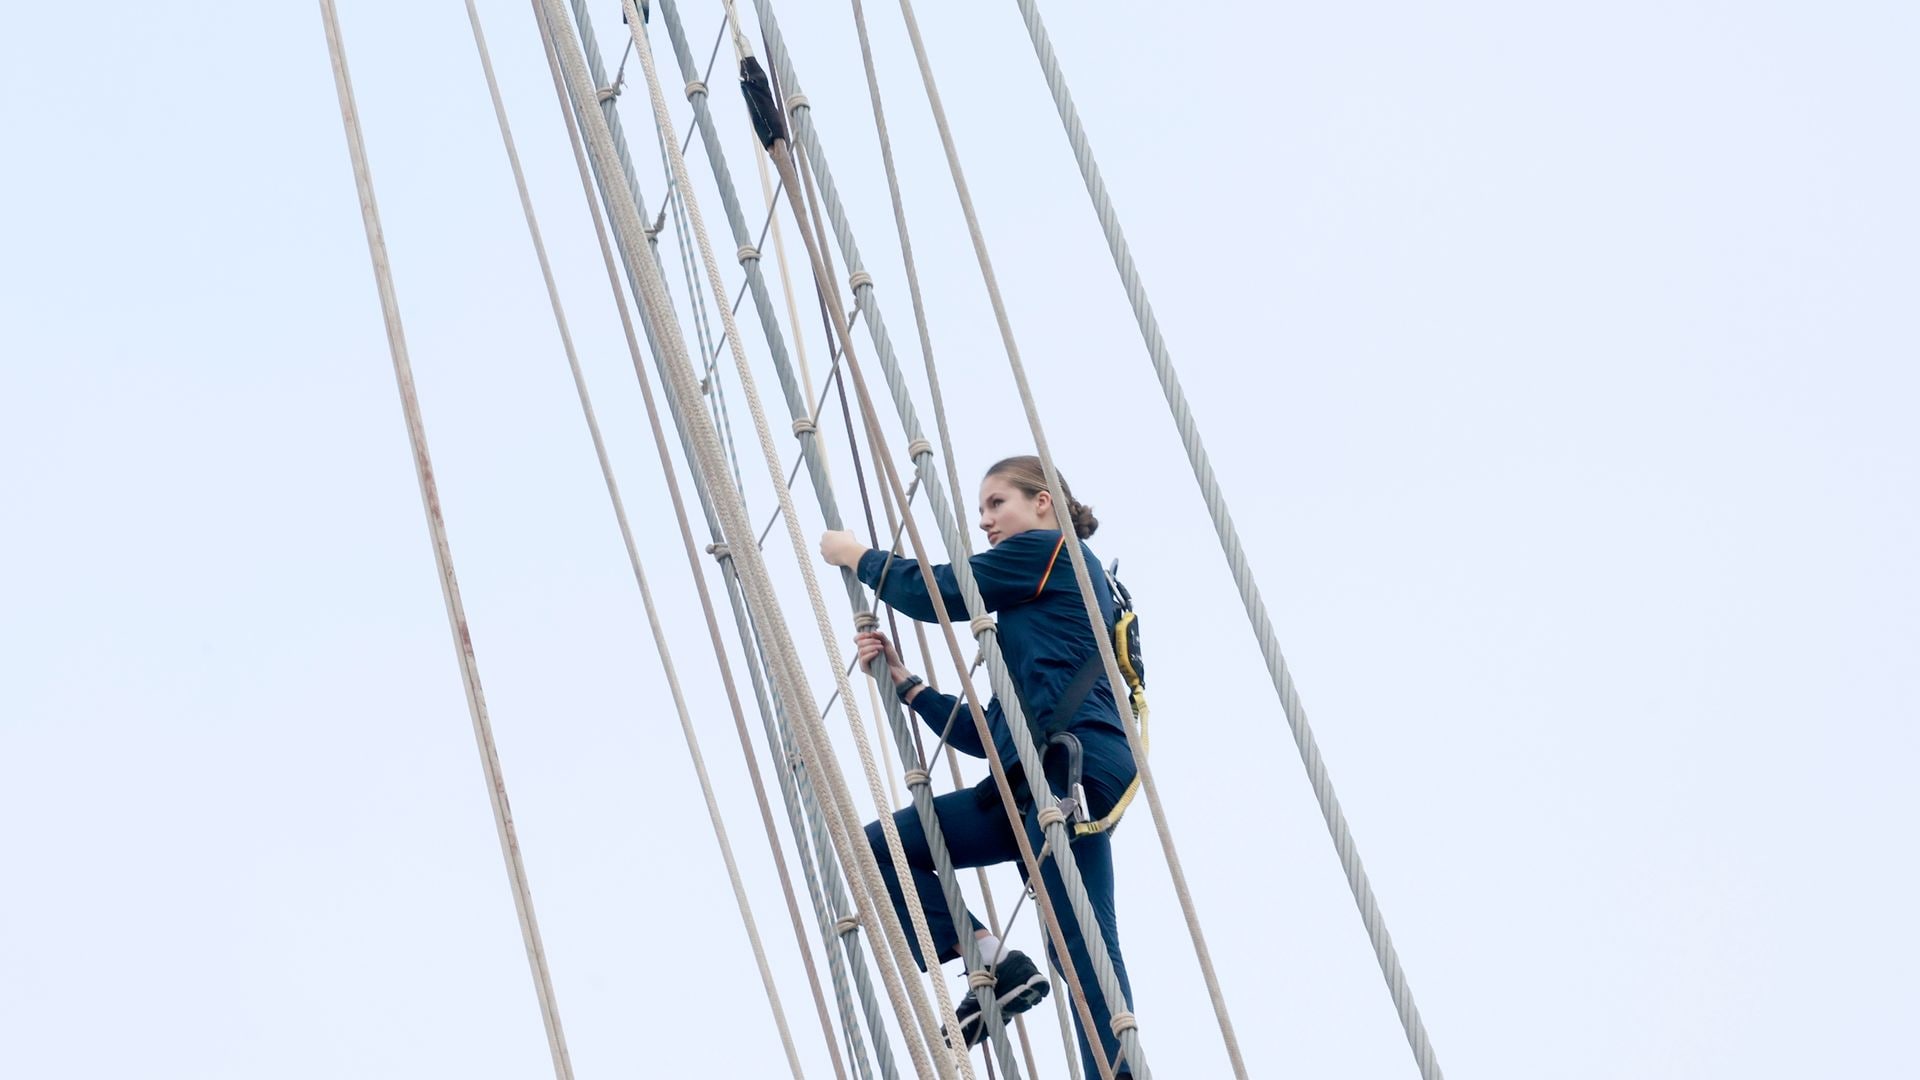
819,455,1138,1079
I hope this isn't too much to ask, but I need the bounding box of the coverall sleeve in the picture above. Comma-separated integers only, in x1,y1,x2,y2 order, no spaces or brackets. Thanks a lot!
855,531,1065,623
905,685,986,758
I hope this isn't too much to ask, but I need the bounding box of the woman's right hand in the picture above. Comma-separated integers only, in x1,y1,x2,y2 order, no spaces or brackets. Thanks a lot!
853,631,910,685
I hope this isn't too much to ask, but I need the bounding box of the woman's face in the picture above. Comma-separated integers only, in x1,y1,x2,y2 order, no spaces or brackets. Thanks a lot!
977,474,1054,547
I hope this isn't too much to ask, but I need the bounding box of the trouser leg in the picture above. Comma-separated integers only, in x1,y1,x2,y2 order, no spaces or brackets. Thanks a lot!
866,786,1020,970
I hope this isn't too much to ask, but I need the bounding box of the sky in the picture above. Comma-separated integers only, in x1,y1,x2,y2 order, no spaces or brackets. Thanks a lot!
2,1,1916,1077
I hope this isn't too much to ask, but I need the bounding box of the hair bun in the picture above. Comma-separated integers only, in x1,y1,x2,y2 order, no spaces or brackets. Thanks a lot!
1069,499,1099,539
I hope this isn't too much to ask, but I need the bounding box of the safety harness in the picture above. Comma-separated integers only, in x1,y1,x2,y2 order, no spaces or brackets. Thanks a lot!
1022,554,1148,837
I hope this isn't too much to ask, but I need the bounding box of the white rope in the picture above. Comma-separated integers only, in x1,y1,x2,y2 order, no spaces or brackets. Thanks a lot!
721,0,754,61
617,6,970,1075
538,6,947,1077
884,0,1251,1073
653,7,1036,1073
316,3,572,1075
747,2,1142,1071
463,2,826,1073
784,138,1031,1078
771,137,1122,1080
1008,3,1446,1076
542,6,899,1079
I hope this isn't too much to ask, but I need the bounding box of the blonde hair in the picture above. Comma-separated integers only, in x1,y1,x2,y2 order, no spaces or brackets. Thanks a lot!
984,455,1098,539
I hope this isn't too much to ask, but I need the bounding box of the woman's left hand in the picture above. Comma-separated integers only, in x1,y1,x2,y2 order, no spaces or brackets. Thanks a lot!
819,530,867,569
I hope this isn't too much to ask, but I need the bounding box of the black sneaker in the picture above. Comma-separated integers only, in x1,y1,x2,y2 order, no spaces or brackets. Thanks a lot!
951,950,1051,1047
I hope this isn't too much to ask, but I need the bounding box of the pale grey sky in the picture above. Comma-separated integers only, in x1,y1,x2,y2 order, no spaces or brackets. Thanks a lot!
2,1,1915,1077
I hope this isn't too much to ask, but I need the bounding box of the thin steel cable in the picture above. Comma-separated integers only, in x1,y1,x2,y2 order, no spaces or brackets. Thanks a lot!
881,0,1246,1073
541,3,939,1076
464,2,824,1073
317,3,571,1075
1008,3,1445,1076
611,5,966,1073
656,104,747,521
646,19,725,228
651,18,746,499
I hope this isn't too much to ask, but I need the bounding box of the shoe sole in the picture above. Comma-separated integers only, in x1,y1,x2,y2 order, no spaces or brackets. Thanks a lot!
957,971,1050,1046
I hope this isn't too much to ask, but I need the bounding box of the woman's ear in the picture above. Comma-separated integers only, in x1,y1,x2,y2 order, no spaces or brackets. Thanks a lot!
1032,488,1053,518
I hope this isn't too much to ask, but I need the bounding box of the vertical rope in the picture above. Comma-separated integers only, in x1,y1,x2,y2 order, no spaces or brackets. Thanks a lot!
316,3,572,1075
621,9,980,1075
1007,3,1446,1076
747,2,1140,1072
653,1,1058,1074
788,138,1028,1079
537,5,949,1077
841,0,971,551
769,138,1125,1080
544,4,905,1077
879,0,1249,1073
461,2,825,1074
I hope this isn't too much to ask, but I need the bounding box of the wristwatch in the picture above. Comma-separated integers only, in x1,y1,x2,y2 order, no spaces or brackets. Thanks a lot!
894,675,924,703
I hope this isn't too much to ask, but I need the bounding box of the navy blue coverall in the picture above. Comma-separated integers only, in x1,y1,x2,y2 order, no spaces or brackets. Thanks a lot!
858,529,1138,1079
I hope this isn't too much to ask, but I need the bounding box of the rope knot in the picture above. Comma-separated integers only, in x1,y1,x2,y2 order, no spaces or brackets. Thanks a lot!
736,244,761,264
852,612,879,632
968,969,996,991
906,438,932,460
848,270,873,291
791,417,817,437
684,79,708,100
596,84,620,104
834,916,861,937
969,615,996,637
706,543,732,561
785,93,810,114
1036,806,1067,829
1109,1011,1138,1037
903,769,930,788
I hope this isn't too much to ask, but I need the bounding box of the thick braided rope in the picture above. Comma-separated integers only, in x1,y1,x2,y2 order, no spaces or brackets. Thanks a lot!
748,4,1138,1074
1009,3,1445,1077
318,3,572,1075
618,8,970,1076
560,10,902,1076
770,135,1129,1080
467,1,836,1073
885,0,1247,1073
657,2,1036,1074
751,9,1123,1075
784,143,1027,1078
539,7,944,1077
542,8,897,1080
